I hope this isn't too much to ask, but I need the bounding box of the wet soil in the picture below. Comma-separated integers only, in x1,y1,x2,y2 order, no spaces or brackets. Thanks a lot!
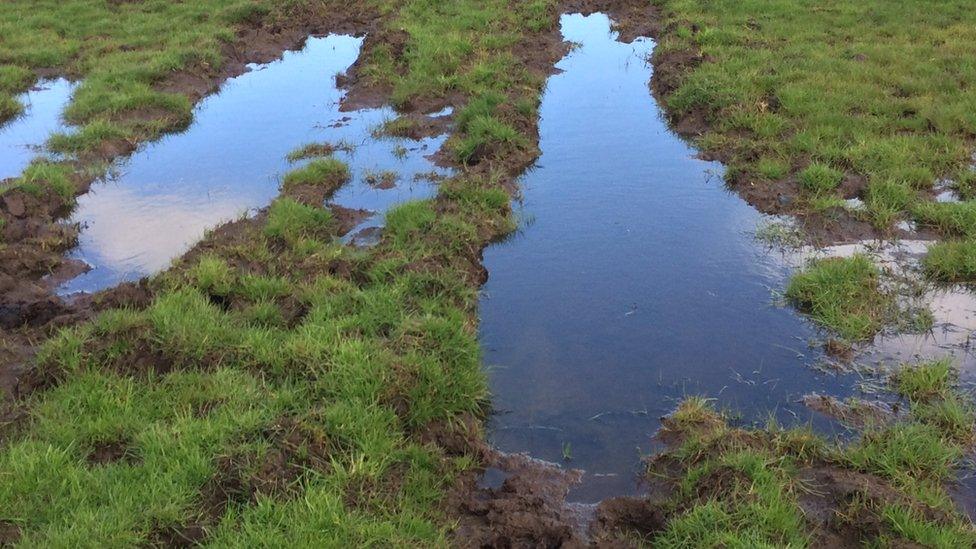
0,5,385,397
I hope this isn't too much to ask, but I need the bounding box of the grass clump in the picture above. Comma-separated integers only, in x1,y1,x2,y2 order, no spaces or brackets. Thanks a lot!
264,198,334,244
799,163,843,194
913,201,976,238
374,116,419,139
0,94,22,121
286,142,352,162
5,161,76,204
282,158,350,193
642,385,976,547
923,239,976,283
785,255,891,341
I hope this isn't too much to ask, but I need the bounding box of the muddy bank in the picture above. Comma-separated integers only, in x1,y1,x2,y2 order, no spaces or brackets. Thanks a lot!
0,6,388,398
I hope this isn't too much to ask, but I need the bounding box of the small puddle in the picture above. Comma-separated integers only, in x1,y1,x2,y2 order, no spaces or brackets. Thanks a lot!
790,240,976,372
0,78,76,181
60,35,449,294
479,13,856,502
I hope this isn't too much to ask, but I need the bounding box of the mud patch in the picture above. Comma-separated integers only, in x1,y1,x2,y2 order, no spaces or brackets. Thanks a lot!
796,466,955,546
0,520,21,547
87,438,139,466
452,451,590,547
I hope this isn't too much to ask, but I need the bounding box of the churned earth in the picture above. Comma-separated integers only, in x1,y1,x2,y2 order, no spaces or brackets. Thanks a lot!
0,0,974,546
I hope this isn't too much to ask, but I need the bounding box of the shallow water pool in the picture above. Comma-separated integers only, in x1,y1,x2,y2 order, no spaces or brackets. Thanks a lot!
479,13,856,502
61,35,449,294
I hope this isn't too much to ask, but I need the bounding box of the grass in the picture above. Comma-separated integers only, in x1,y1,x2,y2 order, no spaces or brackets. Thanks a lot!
281,157,351,192
657,0,976,231
286,142,353,162
0,0,306,154
5,0,975,544
0,160,77,207
0,0,542,544
784,255,892,341
655,0,976,299
923,240,976,283
914,201,976,239
799,162,843,194
644,365,976,547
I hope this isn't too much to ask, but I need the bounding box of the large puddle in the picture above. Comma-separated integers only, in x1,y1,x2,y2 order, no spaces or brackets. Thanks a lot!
0,78,76,181
61,35,448,294
479,13,858,501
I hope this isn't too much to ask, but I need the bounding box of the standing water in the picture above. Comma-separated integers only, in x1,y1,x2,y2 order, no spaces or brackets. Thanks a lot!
479,13,855,501
0,79,76,180
61,35,449,294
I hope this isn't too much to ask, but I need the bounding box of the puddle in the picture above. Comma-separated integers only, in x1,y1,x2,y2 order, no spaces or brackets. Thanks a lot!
790,239,976,372
60,35,449,294
0,78,76,181
478,13,859,502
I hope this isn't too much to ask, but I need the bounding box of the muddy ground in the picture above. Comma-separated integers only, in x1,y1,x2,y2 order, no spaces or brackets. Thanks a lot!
0,0,967,546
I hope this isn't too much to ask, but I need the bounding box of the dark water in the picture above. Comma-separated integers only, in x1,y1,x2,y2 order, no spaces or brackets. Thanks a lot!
479,13,855,502
0,78,76,181
61,35,449,294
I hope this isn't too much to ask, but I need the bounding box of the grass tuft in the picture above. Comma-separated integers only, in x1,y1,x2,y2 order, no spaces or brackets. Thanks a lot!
785,255,891,341
923,240,976,282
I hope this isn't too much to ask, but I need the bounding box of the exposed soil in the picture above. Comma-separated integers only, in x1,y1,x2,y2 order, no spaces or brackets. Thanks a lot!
0,520,20,547
87,438,138,466
796,466,955,547
446,420,668,547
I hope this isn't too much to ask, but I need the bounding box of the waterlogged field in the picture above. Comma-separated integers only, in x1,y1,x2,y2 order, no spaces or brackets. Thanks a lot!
0,0,974,546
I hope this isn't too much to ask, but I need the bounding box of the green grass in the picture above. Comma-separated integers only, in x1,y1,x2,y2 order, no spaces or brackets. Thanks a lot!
282,157,351,192
785,255,891,341
914,201,976,238
923,240,976,283
645,376,976,547
1,160,77,207
285,142,353,162
799,162,843,194
264,197,335,244
658,447,809,548
0,0,541,544
656,0,976,233
656,0,976,311
0,0,308,155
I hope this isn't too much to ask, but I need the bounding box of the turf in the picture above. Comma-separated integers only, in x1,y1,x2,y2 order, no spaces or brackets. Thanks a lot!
784,255,892,341
0,0,541,544
3,0,975,544
643,364,976,547
655,0,976,286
